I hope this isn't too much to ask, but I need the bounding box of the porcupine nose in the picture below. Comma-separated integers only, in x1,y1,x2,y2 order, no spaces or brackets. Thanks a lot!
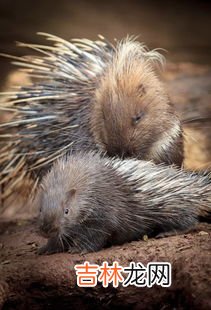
40,221,59,237
107,143,133,158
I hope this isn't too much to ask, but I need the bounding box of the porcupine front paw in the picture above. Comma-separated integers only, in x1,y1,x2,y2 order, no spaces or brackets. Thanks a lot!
38,244,56,255
68,246,83,254
38,237,65,255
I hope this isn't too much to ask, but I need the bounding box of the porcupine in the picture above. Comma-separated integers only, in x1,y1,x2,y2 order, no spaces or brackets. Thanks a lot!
0,33,183,199
37,152,210,255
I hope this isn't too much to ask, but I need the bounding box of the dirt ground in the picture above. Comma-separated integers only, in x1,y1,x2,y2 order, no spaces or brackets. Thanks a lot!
0,219,210,310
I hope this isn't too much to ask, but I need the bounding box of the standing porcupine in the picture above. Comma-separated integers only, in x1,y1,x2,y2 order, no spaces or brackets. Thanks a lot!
38,152,210,254
0,33,183,198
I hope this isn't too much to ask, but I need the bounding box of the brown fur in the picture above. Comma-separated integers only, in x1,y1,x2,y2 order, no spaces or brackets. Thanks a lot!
91,40,183,165
0,35,184,201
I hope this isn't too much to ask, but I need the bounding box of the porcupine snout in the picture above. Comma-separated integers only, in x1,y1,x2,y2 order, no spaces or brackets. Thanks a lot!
39,217,60,238
107,146,133,158
106,137,135,158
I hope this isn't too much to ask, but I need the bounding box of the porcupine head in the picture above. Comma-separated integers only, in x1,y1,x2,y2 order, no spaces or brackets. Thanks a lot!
91,39,183,166
37,156,94,240
37,153,126,253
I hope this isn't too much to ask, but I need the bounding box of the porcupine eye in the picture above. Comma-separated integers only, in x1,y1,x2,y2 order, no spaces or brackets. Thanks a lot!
64,208,69,215
132,111,145,125
64,188,76,216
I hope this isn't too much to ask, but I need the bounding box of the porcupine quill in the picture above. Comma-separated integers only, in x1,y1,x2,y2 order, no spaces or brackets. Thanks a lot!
0,33,184,200
37,152,211,254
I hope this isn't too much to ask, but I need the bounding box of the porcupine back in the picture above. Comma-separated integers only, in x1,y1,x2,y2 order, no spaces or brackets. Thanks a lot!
0,33,111,197
38,152,211,254
0,33,180,199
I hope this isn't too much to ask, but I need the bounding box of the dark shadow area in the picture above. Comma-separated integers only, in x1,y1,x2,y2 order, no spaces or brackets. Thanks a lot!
0,0,211,87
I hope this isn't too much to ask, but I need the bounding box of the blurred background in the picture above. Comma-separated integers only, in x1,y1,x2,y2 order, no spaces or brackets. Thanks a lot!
0,0,211,87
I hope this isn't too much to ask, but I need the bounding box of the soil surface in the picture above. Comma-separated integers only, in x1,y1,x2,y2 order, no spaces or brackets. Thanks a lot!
0,219,210,310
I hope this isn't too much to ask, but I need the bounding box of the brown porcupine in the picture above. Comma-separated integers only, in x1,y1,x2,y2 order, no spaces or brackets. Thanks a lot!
37,152,210,255
0,33,183,199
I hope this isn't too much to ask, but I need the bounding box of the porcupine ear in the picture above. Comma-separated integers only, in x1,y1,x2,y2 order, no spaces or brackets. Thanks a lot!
66,189,77,201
